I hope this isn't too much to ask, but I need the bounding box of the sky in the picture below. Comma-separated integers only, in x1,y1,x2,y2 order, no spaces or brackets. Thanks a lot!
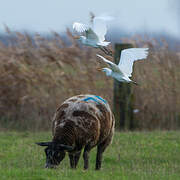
0,0,179,38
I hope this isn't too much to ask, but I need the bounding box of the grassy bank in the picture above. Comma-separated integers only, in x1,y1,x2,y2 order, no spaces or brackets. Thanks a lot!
0,131,180,179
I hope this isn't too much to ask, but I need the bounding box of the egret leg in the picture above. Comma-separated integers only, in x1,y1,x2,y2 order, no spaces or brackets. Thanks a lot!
103,47,113,56
132,80,139,85
99,46,109,55
99,46,113,56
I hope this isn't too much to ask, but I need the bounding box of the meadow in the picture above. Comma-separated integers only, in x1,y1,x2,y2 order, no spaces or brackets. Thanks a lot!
0,131,180,180
0,29,180,130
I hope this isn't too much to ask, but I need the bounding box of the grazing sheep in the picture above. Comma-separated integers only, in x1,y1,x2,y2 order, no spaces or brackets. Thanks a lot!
36,94,115,170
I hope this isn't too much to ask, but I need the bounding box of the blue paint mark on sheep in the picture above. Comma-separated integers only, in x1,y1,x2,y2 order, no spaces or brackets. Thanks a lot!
94,96,107,104
83,96,107,104
83,97,99,103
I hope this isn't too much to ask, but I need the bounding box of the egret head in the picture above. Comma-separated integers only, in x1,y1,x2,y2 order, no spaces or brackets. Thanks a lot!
73,35,86,41
101,68,112,76
78,36,86,43
36,141,73,168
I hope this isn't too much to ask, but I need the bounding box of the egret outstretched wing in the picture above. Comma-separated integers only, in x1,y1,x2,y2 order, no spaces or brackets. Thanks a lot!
96,54,120,72
93,17,107,42
73,22,99,40
73,22,89,33
118,48,149,77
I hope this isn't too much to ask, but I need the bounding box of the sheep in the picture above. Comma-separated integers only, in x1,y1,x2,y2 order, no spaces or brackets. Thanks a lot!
36,94,115,170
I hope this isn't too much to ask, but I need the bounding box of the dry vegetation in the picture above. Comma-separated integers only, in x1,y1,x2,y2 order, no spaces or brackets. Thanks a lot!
131,38,180,130
0,29,179,130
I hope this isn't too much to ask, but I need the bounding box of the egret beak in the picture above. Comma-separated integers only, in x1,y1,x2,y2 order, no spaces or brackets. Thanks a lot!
73,36,80,39
97,68,102,71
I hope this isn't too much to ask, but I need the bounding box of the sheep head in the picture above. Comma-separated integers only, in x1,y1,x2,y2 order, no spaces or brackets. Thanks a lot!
36,141,73,168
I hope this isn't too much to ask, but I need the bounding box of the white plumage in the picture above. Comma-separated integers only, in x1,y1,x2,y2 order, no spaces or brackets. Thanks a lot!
73,16,110,48
96,48,149,84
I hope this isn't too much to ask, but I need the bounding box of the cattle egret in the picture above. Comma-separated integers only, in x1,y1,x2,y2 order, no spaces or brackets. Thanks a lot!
73,16,112,56
96,48,149,85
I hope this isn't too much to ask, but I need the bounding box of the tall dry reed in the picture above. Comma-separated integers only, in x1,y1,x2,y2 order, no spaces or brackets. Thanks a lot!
0,30,179,130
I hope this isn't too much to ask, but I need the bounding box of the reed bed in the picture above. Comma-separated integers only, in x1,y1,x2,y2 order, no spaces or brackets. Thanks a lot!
0,30,179,130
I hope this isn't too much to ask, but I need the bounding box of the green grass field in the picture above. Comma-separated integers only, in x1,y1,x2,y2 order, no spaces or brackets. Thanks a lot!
0,131,180,180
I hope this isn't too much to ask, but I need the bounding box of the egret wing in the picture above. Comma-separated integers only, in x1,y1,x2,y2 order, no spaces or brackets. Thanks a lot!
73,22,98,40
85,28,99,40
96,54,119,72
73,22,89,33
92,17,107,42
118,48,149,77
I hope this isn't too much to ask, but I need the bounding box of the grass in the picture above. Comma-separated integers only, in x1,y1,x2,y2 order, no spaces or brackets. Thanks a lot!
0,131,180,180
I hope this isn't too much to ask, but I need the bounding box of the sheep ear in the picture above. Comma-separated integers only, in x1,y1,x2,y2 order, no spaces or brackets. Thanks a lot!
36,142,53,147
57,144,74,151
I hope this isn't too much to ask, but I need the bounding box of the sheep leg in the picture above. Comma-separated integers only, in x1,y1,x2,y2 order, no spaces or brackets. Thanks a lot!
83,145,92,170
68,154,76,168
96,133,113,170
74,151,81,168
95,145,105,170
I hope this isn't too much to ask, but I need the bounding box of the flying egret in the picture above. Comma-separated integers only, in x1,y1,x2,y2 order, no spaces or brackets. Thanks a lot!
96,48,149,85
73,16,112,56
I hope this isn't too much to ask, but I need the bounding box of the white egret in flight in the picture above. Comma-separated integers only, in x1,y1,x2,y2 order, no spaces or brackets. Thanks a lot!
73,16,112,56
96,48,149,85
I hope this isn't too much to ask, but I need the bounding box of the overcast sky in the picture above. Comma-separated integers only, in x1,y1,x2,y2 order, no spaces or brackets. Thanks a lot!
0,0,179,38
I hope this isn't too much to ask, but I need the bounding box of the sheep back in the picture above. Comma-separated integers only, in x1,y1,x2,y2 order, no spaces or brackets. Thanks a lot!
52,94,115,149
